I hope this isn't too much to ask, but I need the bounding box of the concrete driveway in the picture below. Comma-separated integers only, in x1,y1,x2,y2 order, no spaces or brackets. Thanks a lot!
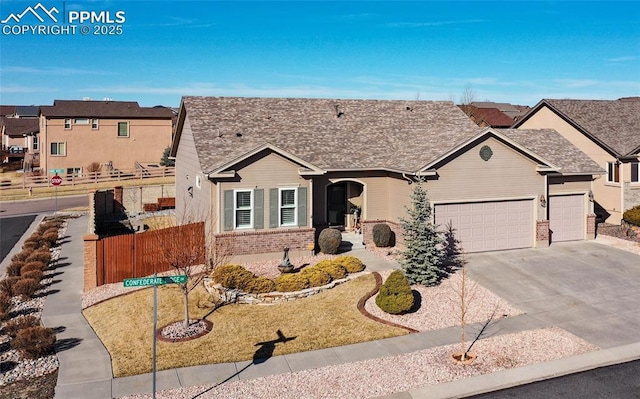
467,241,640,349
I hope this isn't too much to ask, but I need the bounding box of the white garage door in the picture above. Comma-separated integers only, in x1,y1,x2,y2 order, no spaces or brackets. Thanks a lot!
549,195,584,242
435,200,533,253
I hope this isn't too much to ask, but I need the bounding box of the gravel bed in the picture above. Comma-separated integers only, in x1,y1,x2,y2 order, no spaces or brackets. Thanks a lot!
159,319,209,340
365,270,522,332
0,231,64,387
121,327,597,399
597,223,640,242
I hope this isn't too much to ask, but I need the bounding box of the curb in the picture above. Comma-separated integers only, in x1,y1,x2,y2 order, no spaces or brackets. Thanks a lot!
403,342,640,399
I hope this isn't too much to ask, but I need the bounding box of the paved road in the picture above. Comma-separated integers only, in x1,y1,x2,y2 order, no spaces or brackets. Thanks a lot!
0,214,36,262
0,195,87,216
467,359,640,398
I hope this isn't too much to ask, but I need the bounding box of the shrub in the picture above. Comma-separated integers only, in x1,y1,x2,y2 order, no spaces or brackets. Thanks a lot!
3,315,40,338
11,326,56,359
42,231,59,246
314,260,347,280
334,256,365,273
26,250,51,265
0,277,21,296
375,270,414,315
22,270,43,283
11,251,29,262
211,264,255,291
275,273,310,292
87,161,102,173
246,277,277,294
372,223,394,247
623,205,640,227
13,278,40,299
301,267,332,287
7,261,25,277
318,228,342,254
21,261,46,274
0,291,11,320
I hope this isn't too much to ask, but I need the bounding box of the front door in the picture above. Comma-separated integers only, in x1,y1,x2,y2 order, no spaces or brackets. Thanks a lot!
327,183,347,226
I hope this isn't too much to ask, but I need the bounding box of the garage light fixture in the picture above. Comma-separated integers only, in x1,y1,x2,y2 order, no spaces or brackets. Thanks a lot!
588,191,594,202
539,194,546,208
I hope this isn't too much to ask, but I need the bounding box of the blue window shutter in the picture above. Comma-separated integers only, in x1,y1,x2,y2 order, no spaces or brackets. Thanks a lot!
223,190,233,231
297,187,307,227
269,188,278,228
254,189,264,229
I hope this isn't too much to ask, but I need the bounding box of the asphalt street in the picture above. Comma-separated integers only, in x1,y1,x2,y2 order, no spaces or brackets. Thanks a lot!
0,214,36,262
0,195,87,216
467,359,640,398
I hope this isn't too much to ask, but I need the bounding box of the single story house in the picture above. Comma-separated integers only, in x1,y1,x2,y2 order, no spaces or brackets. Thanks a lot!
512,98,640,224
170,96,603,256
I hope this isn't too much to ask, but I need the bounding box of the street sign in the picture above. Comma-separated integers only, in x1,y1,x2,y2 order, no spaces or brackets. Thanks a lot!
50,175,62,186
49,168,65,174
123,275,187,287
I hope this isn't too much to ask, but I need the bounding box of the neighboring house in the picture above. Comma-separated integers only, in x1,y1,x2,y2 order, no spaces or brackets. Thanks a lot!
513,98,640,224
461,102,530,128
170,96,603,257
39,100,174,176
1,105,40,169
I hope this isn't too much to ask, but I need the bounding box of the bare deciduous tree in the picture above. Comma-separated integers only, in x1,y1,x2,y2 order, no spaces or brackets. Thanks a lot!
459,84,476,116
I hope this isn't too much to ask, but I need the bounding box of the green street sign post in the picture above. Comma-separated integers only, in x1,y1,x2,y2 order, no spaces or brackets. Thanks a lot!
123,275,187,287
124,274,187,399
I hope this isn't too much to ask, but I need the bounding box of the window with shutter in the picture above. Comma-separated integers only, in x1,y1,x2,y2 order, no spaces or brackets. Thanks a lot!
235,190,253,228
279,188,297,226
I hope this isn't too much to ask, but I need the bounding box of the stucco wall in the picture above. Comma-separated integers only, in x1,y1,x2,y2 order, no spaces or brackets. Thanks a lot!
40,115,172,173
517,106,621,223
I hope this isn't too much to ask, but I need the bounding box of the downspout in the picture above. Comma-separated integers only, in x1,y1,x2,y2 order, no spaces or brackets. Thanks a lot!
402,172,414,184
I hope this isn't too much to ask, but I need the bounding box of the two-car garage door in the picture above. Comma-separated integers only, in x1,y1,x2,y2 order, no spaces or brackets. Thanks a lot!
434,200,533,253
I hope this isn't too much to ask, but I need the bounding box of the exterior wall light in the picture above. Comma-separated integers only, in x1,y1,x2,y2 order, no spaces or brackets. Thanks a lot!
540,194,546,208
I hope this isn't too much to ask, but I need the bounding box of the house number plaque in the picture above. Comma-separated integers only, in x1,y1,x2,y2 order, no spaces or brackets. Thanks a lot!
479,145,493,161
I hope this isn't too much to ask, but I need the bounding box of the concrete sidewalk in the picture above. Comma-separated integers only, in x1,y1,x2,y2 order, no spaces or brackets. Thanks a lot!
34,216,640,398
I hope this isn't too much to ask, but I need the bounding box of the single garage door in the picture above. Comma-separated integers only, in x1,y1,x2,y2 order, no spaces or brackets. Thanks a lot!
549,195,584,242
434,200,533,253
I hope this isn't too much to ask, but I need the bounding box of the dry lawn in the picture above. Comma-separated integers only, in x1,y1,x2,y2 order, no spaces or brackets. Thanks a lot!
83,274,408,377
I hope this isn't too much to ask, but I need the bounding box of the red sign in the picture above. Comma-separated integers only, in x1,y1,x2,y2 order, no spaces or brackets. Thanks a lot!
51,175,63,186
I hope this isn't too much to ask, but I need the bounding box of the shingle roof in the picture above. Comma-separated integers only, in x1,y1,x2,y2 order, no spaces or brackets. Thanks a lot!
497,129,605,175
183,96,482,173
0,117,39,136
180,96,604,177
533,99,640,157
468,106,514,127
40,100,174,119
0,106,16,116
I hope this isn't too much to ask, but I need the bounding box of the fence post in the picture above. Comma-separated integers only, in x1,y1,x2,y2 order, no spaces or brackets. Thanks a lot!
83,234,100,292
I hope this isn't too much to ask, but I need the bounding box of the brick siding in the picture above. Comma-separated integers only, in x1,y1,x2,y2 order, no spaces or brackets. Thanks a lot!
214,228,316,256
586,213,596,240
536,220,550,247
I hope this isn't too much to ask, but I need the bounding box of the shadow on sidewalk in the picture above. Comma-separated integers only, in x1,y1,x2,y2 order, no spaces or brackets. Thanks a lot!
191,329,296,399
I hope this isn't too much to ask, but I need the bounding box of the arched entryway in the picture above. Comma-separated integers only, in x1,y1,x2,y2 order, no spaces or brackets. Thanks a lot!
326,181,364,229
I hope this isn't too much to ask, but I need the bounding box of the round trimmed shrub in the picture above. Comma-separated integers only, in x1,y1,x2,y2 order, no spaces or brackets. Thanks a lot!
301,267,332,287
21,261,46,274
11,326,56,359
334,255,365,273
13,278,40,299
0,291,11,320
7,261,24,277
372,223,394,247
26,249,51,265
375,270,414,315
0,276,21,296
623,205,640,227
3,315,40,338
42,231,59,246
22,270,43,283
246,277,276,294
318,228,342,254
275,273,310,292
211,264,255,291
314,260,347,280
11,251,29,263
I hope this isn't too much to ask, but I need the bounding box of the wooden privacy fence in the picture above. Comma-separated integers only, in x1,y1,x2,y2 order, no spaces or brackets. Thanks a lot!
89,222,205,287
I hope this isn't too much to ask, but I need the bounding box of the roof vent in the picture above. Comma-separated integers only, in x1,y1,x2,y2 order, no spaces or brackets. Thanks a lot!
235,132,242,137
265,112,271,120
82,97,92,101
334,104,344,118
406,106,413,112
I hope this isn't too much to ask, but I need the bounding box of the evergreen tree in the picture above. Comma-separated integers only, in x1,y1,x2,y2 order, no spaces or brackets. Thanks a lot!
160,146,175,167
399,180,445,286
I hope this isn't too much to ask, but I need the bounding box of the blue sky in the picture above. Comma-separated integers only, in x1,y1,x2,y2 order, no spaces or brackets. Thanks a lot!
1,1,638,107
